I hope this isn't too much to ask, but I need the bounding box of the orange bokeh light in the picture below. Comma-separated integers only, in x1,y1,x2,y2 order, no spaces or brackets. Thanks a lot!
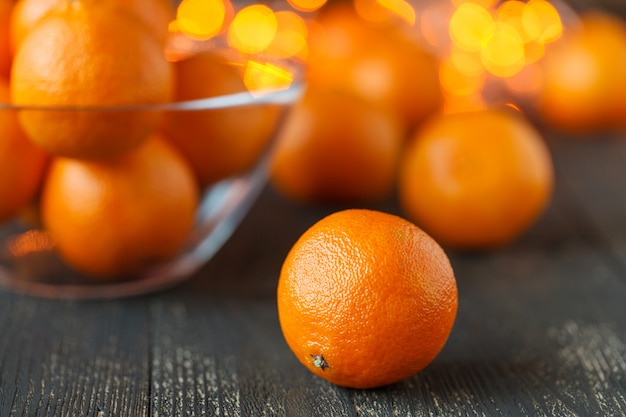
354,0,416,26
287,0,327,13
265,11,308,59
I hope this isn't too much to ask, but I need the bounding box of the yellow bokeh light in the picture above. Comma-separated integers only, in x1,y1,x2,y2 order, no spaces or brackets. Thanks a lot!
265,11,308,59
176,0,227,40
243,60,294,95
228,5,278,54
481,21,526,77
449,2,495,52
287,0,327,13
496,0,533,43
522,0,563,44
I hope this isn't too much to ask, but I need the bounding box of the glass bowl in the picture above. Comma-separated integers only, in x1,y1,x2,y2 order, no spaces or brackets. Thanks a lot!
0,34,304,299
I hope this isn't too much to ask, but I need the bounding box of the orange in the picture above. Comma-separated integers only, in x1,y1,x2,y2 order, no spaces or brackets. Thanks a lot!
536,11,626,132
0,78,48,224
10,0,174,160
277,208,458,389
9,0,174,53
163,51,282,187
306,3,443,132
41,135,199,280
270,87,404,204
399,108,554,250
0,0,12,78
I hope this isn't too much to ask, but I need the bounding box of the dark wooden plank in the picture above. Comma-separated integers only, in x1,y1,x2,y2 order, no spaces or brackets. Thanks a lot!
1,140,625,416
142,167,626,416
549,133,626,278
0,295,151,417
3,9,626,414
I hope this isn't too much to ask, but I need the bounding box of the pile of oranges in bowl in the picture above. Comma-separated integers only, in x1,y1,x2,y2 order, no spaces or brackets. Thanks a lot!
0,0,304,298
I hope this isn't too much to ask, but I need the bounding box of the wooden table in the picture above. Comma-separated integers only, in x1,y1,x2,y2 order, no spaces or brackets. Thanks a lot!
2,131,625,417
2,3,626,416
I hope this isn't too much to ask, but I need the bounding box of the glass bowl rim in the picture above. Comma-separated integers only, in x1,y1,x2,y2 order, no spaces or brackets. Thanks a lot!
0,79,305,112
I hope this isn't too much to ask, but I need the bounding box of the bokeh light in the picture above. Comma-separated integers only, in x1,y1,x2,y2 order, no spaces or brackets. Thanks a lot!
287,0,327,13
228,5,278,54
265,11,309,59
444,0,565,80
522,0,563,43
175,0,229,40
354,0,416,26
243,60,295,94
481,22,526,77
449,2,495,52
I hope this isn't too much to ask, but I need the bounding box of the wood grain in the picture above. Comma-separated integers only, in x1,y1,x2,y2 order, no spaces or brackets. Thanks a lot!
2,1,626,415
1,139,626,416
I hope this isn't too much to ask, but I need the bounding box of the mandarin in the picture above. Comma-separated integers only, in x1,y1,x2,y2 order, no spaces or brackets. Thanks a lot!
9,0,174,53
163,51,282,187
306,3,443,132
277,208,458,389
270,87,403,204
537,11,626,132
0,0,12,79
10,0,173,160
0,79,48,224
399,108,554,250
41,135,199,280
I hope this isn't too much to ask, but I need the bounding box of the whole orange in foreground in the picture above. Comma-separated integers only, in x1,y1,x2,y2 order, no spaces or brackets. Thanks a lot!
163,51,282,187
277,209,458,389
270,88,403,204
41,135,199,280
399,109,554,250
10,0,173,160
0,79,48,224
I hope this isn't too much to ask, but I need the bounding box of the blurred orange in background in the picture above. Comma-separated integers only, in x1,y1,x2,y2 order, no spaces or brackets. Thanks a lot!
270,87,404,205
535,10,626,132
10,0,175,53
305,2,443,133
0,0,11,79
0,79,48,225
164,50,282,187
399,108,554,250
41,135,199,280
10,0,174,160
